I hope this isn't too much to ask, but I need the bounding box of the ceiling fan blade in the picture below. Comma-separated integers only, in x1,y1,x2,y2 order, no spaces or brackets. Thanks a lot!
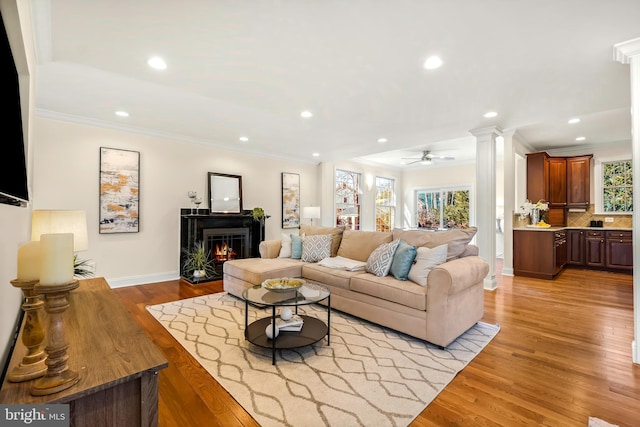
433,156,455,160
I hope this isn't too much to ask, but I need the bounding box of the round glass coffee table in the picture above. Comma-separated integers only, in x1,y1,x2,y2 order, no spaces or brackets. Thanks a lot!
242,280,331,365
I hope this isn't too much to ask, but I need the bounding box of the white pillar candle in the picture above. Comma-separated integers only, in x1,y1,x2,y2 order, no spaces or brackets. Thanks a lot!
17,241,41,281
39,233,74,286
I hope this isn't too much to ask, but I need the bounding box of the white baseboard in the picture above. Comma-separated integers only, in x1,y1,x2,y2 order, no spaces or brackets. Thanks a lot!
501,267,514,276
105,271,180,288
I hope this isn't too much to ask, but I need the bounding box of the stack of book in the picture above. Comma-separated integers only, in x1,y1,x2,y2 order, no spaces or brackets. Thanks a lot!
273,314,304,332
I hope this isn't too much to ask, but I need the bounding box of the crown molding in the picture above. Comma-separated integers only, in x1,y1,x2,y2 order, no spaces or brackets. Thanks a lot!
614,37,640,64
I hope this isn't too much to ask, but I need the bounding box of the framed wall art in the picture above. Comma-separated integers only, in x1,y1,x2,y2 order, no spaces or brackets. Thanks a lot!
99,147,140,233
281,172,300,228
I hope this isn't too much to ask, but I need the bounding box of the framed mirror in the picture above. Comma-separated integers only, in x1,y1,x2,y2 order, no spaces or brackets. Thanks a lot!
208,173,243,213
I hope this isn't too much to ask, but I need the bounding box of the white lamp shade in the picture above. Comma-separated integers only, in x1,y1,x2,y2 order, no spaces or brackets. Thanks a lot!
31,210,89,252
303,206,321,219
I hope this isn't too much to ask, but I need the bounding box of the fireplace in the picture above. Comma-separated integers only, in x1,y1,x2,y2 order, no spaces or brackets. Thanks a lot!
180,209,265,283
203,227,250,277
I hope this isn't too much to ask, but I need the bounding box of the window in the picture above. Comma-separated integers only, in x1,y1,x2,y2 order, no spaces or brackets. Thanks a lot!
335,169,361,229
416,187,470,229
602,160,633,212
375,177,395,232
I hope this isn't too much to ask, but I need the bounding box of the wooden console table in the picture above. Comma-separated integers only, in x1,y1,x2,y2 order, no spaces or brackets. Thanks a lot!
0,277,168,426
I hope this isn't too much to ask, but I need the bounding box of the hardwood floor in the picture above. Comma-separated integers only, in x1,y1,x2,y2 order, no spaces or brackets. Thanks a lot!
113,263,639,426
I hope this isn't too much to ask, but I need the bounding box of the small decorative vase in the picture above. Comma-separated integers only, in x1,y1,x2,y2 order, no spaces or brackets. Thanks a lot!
193,269,206,278
265,324,279,339
530,208,540,225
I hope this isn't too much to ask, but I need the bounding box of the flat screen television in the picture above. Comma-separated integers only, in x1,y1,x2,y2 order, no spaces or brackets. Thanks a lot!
0,10,29,207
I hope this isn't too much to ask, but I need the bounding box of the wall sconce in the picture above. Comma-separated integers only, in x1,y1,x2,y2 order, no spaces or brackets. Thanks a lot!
302,206,321,226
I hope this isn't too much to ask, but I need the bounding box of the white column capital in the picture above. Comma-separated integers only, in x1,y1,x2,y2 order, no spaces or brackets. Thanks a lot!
469,126,503,139
614,37,640,64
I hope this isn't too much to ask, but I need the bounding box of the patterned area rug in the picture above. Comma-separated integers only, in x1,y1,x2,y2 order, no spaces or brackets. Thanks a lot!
147,292,499,427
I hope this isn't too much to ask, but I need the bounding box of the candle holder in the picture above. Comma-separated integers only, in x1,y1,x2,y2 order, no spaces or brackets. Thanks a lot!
31,280,80,396
7,279,48,382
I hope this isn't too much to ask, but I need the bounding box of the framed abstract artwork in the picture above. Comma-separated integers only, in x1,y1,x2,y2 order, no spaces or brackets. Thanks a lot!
281,172,300,228
99,147,140,233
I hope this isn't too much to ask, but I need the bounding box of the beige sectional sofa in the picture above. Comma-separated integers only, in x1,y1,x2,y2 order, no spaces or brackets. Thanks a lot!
223,225,489,348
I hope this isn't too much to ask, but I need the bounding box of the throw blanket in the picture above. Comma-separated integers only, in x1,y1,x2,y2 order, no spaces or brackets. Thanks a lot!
318,256,366,271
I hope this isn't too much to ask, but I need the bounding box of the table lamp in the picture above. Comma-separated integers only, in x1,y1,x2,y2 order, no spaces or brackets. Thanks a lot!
31,210,89,252
303,206,321,226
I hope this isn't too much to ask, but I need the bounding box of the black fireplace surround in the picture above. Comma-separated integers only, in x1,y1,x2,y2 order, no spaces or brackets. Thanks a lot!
180,209,266,283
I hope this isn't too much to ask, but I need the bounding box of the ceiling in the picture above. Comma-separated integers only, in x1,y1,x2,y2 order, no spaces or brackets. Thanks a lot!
29,0,638,169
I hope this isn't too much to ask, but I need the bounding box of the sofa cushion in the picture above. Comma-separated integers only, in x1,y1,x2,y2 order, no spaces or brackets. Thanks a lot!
337,230,392,262
349,273,427,311
301,234,332,263
365,239,400,277
389,239,417,280
392,227,477,260
300,225,345,257
291,234,304,259
223,258,303,285
302,263,364,291
407,244,448,286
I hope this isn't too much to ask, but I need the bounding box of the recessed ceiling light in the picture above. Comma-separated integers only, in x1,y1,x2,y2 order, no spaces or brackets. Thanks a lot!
312,152,320,157
483,111,498,118
239,136,249,142
423,56,443,70
576,136,586,141
568,118,581,124
300,110,313,118
377,138,388,143
147,56,167,70
115,111,129,117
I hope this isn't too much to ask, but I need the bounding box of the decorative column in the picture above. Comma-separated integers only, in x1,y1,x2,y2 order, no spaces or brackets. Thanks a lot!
614,37,640,365
470,126,502,290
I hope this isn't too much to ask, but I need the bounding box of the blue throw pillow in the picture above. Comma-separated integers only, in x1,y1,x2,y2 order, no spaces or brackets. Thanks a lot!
389,239,418,280
291,234,304,259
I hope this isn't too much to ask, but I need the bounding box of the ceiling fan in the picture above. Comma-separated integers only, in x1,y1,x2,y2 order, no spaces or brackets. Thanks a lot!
401,150,455,165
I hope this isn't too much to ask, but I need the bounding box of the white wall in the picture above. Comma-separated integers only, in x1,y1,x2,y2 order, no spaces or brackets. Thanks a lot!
32,117,321,286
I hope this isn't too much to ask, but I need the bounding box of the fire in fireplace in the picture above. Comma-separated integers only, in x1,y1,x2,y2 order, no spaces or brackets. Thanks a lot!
203,227,250,277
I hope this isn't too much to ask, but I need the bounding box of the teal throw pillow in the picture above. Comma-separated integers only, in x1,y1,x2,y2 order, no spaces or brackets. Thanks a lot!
291,234,304,259
389,239,418,280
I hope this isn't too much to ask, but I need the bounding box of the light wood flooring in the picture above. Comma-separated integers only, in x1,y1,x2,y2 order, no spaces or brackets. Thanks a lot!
114,262,639,426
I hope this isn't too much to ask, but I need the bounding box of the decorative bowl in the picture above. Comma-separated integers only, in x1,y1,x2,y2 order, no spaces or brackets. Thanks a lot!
261,278,305,292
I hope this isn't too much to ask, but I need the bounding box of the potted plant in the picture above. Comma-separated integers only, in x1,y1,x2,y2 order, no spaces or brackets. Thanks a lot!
181,241,216,279
74,254,94,278
252,207,265,222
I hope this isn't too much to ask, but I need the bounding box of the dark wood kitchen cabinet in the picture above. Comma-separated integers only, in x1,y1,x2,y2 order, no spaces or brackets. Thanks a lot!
606,230,633,270
548,157,567,207
526,152,592,226
585,230,606,267
567,229,585,265
566,155,593,207
513,229,566,279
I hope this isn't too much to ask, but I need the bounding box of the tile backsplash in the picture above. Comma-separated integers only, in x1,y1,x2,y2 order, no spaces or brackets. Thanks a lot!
512,205,632,228
567,205,632,228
